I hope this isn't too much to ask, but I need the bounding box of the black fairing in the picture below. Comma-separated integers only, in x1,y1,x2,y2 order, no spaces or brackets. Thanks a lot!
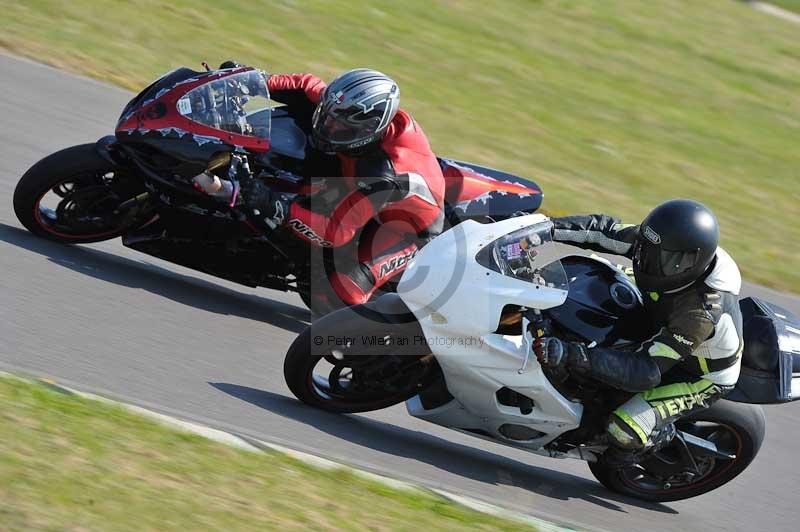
118,106,307,180
258,107,342,179
727,297,800,404
118,67,208,126
117,129,231,178
269,106,308,160
446,190,543,223
546,256,647,347
122,220,296,289
440,159,543,223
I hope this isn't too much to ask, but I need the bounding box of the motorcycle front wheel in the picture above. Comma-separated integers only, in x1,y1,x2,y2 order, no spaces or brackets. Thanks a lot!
14,143,145,244
283,304,436,413
589,400,765,502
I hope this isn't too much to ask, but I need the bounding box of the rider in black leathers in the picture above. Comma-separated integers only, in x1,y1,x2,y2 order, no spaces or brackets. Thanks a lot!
535,200,743,462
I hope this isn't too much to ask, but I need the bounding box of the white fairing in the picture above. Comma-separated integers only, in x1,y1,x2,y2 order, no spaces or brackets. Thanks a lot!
397,215,583,451
398,215,567,333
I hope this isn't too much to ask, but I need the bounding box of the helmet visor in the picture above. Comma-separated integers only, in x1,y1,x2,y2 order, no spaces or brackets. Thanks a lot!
634,242,700,278
312,106,381,145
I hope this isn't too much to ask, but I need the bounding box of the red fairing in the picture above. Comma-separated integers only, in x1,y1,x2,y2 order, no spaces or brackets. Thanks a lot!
267,73,327,104
442,163,538,203
115,67,270,153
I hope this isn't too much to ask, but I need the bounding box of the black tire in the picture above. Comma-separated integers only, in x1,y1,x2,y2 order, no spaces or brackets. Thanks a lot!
283,303,433,414
297,290,318,315
13,143,137,244
298,289,341,318
589,400,765,502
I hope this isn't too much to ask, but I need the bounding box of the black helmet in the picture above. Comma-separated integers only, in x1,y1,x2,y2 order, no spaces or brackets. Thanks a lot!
632,199,719,293
311,68,400,153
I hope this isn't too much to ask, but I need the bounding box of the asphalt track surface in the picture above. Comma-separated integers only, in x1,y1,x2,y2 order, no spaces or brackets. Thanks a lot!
1,53,799,531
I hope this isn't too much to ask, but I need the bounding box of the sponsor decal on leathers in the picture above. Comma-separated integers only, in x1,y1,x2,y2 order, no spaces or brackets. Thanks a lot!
673,334,694,346
653,388,716,418
288,219,333,247
377,249,417,279
266,201,285,229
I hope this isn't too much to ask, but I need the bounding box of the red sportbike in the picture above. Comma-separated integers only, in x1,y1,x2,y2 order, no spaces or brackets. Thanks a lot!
13,65,542,313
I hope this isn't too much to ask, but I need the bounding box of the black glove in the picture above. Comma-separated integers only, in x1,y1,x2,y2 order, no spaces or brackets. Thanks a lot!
534,337,591,375
703,292,722,314
239,178,291,231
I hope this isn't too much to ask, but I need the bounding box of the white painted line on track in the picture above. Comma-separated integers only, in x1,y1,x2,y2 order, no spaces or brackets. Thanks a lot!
749,1,800,23
431,488,581,532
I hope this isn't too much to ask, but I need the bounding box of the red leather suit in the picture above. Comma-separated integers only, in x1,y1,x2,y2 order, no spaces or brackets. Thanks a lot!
267,74,445,308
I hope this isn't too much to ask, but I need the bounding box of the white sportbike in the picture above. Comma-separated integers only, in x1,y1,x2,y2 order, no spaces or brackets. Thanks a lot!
284,214,800,501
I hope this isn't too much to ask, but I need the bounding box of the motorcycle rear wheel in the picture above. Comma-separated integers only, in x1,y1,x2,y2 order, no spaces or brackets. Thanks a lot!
588,400,765,502
14,143,143,244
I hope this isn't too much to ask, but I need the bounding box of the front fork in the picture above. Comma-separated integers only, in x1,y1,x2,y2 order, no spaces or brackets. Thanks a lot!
95,135,156,227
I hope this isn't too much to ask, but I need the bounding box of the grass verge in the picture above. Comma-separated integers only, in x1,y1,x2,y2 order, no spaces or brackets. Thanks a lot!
767,0,800,14
0,0,798,292
0,376,534,531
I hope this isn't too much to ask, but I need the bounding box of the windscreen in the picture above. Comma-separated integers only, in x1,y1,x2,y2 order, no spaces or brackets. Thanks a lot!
177,70,271,139
476,221,569,291
117,67,209,127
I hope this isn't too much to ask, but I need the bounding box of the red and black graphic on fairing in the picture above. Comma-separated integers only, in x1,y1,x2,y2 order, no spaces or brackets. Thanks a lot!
439,159,542,221
115,66,270,153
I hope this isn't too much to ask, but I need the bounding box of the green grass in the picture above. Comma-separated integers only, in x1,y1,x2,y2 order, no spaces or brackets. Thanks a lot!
0,376,534,531
0,0,798,293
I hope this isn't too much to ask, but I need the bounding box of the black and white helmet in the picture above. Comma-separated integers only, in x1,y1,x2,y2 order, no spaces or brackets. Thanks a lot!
312,68,400,153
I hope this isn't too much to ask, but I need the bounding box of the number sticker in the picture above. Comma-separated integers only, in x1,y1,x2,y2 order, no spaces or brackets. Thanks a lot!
506,242,522,260
177,97,192,115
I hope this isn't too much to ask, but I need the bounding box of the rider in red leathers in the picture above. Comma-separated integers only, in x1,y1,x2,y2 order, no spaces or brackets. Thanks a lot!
238,67,445,313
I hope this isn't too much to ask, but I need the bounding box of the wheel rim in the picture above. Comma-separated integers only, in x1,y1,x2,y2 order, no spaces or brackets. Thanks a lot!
33,169,136,239
306,336,432,409
619,421,743,494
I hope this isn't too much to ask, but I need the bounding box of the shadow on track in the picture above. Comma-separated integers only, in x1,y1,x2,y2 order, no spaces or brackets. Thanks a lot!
0,223,310,333
210,382,678,515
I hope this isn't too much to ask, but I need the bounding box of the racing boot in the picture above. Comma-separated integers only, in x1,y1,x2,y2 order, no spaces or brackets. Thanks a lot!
603,423,677,468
